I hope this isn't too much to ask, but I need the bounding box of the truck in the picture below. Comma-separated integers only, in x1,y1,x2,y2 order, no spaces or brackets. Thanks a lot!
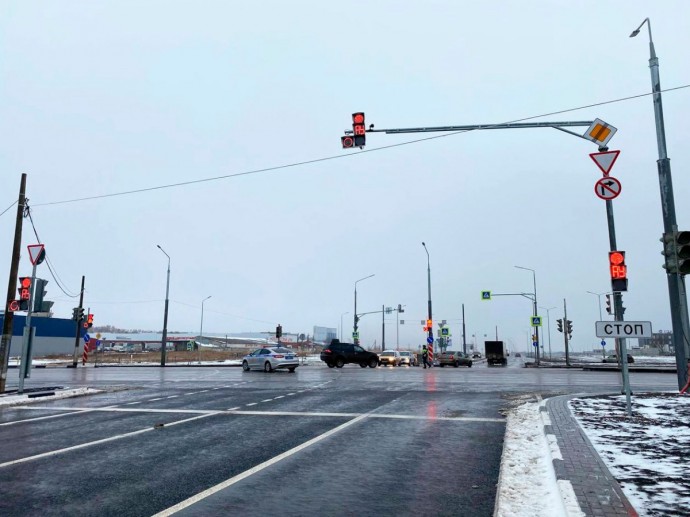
484,341,507,366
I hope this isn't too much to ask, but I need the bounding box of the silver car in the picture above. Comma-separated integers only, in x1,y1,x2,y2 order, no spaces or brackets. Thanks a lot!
242,347,299,373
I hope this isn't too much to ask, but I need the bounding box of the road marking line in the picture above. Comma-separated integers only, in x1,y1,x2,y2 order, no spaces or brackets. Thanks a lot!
0,412,219,469
184,393,195,396
286,393,296,396
166,396,179,399
149,398,163,402
227,407,240,411
0,409,91,426
198,390,209,393
153,413,370,516
10,406,505,422
260,399,273,403
126,401,142,405
212,388,220,390
274,396,284,399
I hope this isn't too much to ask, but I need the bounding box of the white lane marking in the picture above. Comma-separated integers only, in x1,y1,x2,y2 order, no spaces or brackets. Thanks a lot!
11,406,505,422
198,390,209,393
0,409,91,426
212,388,220,390
149,398,163,402
260,399,273,403
227,407,240,411
286,393,296,396
0,412,219,469
153,413,370,517
184,393,196,396
166,396,179,399
274,396,284,399
126,401,142,405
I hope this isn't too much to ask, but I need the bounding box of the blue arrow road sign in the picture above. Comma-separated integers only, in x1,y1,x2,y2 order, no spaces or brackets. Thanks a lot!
83,333,90,342
601,340,606,347
533,341,539,347
426,336,434,344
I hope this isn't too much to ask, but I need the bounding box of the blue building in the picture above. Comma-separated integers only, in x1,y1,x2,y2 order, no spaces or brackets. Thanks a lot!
0,313,78,357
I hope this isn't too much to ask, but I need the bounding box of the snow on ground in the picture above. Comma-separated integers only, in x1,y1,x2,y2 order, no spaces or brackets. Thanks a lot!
570,393,690,517
0,387,103,408
495,400,577,517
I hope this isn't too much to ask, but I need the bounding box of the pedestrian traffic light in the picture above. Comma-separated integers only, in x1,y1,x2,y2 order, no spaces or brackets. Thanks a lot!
661,231,690,275
566,320,573,338
17,277,32,311
608,251,628,292
556,318,563,333
605,294,612,315
275,324,282,339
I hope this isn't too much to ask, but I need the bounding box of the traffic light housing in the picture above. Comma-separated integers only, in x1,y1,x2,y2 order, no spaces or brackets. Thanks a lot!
78,308,85,322
352,112,366,147
17,277,32,311
33,278,48,313
556,318,563,333
87,313,94,329
608,251,628,292
566,320,573,338
661,231,690,275
276,324,282,339
397,304,404,313
72,308,80,321
605,294,612,315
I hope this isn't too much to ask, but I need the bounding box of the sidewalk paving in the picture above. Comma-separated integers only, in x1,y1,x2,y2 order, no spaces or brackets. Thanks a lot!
545,396,638,517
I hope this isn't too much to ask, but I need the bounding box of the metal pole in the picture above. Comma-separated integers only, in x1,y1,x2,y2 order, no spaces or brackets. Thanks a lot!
18,262,38,393
199,295,211,363
381,305,385,351
563,299,570,367
396,309,399,350
422,243,433,365
0,174,27,393
631,18,689,390
462,304,467,355
516,266,539,365
353,275,374,345
157,245,170,367
71,276,85,367
605,198,632,414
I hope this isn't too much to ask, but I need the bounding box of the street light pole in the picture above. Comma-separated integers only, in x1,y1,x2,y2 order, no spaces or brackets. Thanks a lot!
540,306,557,360
157,245,170,367
354,274,374,345
586,291,606,321
515,266,539,365
631,18,689,390
422,242,433,364
199,295,211,363
340,312,349,342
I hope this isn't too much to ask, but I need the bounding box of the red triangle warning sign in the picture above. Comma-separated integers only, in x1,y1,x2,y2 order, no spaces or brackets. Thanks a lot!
589,150,620,176
27,244,45,266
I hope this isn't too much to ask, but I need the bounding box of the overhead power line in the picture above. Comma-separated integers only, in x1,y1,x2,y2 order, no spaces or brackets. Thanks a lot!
32,84,690,208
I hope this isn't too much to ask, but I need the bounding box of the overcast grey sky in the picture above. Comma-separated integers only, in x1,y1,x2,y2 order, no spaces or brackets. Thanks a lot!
1,1,689,352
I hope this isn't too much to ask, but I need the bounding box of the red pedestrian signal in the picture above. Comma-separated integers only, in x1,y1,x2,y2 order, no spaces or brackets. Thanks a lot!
17,277,32,311
609,251,628,291
341,136,355,149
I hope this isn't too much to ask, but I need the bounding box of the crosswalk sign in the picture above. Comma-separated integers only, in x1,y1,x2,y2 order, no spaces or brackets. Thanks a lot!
481,291,491,300
531,316,542,327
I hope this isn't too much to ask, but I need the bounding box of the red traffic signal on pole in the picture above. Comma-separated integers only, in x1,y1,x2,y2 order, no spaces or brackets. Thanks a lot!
352,112,366,147
609,251,628,292
18,277,31,311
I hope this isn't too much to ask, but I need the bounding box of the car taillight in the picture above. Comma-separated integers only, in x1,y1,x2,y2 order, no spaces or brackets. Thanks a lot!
323,349,331,354
273,355,284,359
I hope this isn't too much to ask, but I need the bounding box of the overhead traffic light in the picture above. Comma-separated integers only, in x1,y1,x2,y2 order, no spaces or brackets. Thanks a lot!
608,251,628,292
556,318,563,333
605,294,612,315
661,231,690,275
275,324,282,339
342,112,367,149
17,277,32,311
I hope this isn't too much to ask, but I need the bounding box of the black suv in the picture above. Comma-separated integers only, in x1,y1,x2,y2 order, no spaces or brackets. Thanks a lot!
320,340,379,368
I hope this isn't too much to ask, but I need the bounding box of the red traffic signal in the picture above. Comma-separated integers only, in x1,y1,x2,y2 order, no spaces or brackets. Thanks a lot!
341,136,355,149
609,251,628,291
342,112,366,149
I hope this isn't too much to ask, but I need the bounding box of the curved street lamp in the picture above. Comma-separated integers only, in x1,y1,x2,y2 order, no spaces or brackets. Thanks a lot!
539,305,557,359
199,295,212,363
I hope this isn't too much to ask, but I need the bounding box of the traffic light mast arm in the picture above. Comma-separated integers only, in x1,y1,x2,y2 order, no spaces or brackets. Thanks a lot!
346,121,596,144
491,292,536,302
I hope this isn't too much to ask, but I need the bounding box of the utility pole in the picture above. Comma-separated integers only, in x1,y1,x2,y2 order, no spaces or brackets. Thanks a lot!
71,276,85,367
0,174,27,393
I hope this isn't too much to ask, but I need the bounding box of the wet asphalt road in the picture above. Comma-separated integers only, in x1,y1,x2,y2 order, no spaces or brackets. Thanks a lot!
0,359,677,517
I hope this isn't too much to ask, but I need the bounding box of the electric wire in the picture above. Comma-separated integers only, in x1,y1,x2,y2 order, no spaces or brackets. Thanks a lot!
33,84,690,208
24,203,80,298
171,300,276,325
0,200,17,218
